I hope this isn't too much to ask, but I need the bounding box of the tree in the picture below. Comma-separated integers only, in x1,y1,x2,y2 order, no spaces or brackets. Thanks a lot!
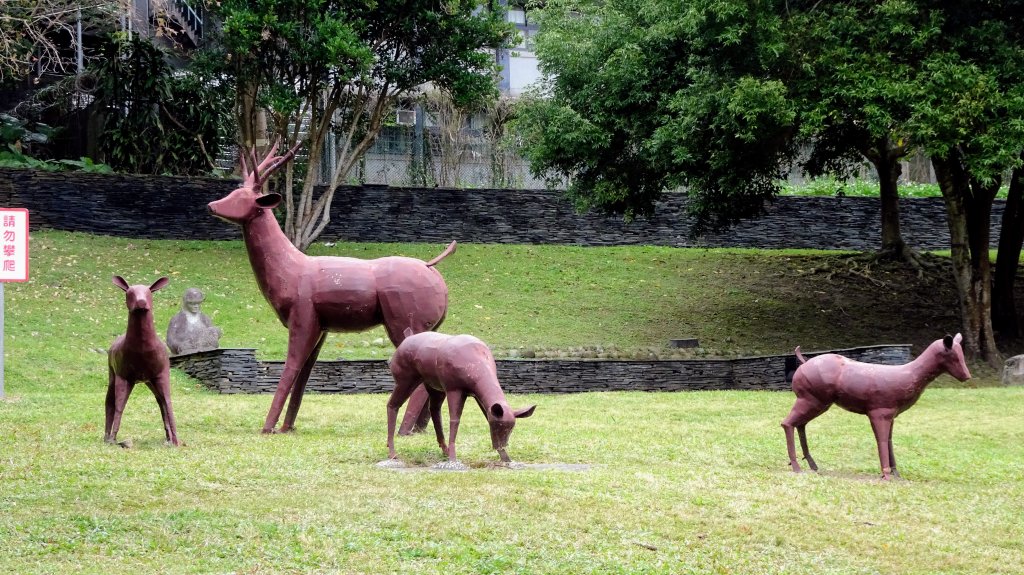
909,5,1024,365
991,8,1024,340
206,0,515,251
520,0,1024,364
993,158,1024,338
515,0,798,232
0,1,121,83
92,35,231,175
790,1,940,261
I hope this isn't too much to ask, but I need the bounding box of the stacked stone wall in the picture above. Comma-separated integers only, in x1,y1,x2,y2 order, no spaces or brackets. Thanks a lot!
171,345,913,394
0,168,1000,250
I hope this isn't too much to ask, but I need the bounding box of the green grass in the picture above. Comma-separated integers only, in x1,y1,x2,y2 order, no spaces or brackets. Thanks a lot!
2,388,1023,574
779,176,1010,199
2,230,1023,573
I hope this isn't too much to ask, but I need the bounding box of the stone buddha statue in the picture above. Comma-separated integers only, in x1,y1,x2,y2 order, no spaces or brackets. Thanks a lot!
166,288,222,355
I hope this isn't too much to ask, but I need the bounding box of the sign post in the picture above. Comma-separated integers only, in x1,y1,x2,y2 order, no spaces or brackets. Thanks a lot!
0,208,30,398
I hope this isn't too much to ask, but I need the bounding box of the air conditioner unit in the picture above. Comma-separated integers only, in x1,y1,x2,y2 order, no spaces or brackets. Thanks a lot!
395,109,416,126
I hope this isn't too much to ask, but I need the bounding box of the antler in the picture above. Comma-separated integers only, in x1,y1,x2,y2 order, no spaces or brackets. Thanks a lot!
240,139,303,190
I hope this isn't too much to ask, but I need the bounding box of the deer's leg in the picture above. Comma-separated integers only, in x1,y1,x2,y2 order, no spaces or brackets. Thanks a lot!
398,385,432,436
280,331,328,433
887,423,899,478
797,425,818,471
108,378,135,445
781,397,829,473
263,323,323,433
147,374,180,447
868,409,897,480
425,386,448,457
104,367,117,442
382,306,446,437
386,375,421,460
445,390,468,462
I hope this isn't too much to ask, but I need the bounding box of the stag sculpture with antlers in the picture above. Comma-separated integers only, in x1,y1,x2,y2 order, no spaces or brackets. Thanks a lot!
209,143,456,433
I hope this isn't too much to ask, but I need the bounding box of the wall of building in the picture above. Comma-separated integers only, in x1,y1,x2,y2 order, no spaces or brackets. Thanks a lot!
0,168,1002,250
171,345,913,394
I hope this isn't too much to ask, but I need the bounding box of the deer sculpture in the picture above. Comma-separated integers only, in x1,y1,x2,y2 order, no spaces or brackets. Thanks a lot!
386,329,536,469
208,143,456,434
781,334,971,480
106,275,180,447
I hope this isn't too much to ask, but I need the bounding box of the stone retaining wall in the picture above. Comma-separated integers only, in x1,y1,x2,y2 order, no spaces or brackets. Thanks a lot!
171,345,913,394
0,168,1001,250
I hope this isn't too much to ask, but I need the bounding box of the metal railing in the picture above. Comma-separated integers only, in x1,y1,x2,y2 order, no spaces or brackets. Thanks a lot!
172,0,203,41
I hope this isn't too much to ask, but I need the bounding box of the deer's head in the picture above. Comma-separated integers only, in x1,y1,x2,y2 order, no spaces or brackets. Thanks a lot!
113,275,169,315
208,141,299,225
486,402,536,452
939,333,971,382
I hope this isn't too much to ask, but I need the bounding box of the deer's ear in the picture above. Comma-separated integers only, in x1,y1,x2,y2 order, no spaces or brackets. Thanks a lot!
490,403,504,418
513,405,536,419
943,334,954,350
112,275,129,292
256,193,282,209
150,277,170,293
953,333,963,346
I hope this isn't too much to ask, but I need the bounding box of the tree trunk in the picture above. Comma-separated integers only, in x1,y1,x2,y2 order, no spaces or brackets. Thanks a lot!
993,162,1024,338
933,154,1002,367
872,154,906,257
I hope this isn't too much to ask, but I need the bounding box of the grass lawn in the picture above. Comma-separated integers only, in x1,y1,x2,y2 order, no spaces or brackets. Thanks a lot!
2,231,1023,573
2,387,1023,574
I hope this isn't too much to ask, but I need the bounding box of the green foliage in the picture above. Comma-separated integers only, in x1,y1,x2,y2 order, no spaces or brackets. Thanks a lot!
57,157,114,174
780,177,1009,199
790,1,938,178
0,145,58,170
0,113,112,171
91,35,231,176
516,0,798,233
203,0,515,248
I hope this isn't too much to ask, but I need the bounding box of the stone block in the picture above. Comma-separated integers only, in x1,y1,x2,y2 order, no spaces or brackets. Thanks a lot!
1002,355,1024,386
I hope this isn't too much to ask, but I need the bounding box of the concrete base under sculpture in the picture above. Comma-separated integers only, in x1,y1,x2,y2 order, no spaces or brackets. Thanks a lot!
375,460,587,472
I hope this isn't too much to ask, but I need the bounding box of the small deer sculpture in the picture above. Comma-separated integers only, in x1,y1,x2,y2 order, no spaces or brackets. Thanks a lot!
386,330,536,468
208,143,455,433
782,334,971,479
106,275,180,447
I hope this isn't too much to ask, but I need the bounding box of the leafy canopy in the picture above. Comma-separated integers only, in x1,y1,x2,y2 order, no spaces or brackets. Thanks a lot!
205,0,514,250
516,0,797,232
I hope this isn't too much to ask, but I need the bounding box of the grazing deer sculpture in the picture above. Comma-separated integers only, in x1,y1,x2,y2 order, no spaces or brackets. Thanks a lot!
782,334,971,480
106,275,180,447
386,329,536,468
208,143,455,433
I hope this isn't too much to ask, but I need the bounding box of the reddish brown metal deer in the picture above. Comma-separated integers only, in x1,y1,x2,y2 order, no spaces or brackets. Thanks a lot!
782,334,971,480
106,276,180,447
208,143,455,433
386,330,536,468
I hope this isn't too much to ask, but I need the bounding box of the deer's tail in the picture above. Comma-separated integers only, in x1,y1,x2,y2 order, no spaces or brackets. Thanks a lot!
426,241,457,267
795,346,808,365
